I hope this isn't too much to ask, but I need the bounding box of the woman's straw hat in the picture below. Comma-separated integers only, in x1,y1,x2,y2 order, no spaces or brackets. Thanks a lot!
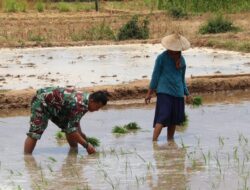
161,34,190,51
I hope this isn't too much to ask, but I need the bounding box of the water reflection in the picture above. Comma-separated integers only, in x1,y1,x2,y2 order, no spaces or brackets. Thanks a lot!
150,141,188,190
24,149,89,190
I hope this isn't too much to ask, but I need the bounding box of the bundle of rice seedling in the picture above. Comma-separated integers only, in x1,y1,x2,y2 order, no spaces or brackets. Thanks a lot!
55,131,66,140
124,122,141,130
86,137,100,147
112,126,128,134
180,113,189,126
192,96,203,106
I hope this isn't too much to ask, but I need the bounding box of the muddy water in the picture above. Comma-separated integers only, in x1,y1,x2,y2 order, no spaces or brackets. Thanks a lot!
0,44,250,90
0,97,250,189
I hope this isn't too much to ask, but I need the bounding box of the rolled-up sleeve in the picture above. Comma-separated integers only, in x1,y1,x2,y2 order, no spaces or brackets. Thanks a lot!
149,55,162,90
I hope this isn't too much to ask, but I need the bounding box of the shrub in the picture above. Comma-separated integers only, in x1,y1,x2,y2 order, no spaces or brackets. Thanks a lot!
199,15,239,34
117,15,149,40
28,32,45,42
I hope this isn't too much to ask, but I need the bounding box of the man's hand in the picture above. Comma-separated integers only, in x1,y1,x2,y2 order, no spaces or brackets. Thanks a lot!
86,143,96,154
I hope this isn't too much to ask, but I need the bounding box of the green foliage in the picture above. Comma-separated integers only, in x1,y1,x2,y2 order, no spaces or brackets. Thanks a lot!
157,0,250,13
55,131,66,140
199,15,239,34
169,7,188,19
192,96,203,106
117,15,149,41
71,21,115,41
86,21,115,40
180,113,189,127
36,1,45,12
112,122,141,134
124,122,141,130
28,32,45,42
3,0,27,12
112,126,128,134
86,137,100,147
57,2,71,12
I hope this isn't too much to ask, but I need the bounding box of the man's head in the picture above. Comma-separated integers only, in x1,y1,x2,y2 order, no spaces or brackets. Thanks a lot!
88,91,109,112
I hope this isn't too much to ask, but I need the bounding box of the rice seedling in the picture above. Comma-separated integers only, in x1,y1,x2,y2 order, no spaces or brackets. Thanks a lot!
192,96,203,106
86,137,100,147
180,113,189,127
55,131,66,140
124,122,141,130
112,126,128,134
218,136,225,147
48,157,57,163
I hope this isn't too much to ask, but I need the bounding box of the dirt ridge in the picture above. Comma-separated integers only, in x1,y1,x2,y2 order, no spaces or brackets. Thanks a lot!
0,74,250,110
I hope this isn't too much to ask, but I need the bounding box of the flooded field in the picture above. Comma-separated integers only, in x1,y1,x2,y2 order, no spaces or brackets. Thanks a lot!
0,93,250,190
1,44,250,90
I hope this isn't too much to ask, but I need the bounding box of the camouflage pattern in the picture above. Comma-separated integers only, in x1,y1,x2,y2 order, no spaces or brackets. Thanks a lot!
27,87,89,140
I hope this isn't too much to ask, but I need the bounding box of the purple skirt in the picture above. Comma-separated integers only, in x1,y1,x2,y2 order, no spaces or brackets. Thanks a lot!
153,93,185,127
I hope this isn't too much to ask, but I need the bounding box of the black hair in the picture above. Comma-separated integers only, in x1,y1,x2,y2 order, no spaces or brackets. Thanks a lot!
89,91,109,105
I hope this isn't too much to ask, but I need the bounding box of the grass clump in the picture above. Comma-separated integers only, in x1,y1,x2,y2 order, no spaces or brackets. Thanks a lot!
199,15,239,34
112,126,128,134
3,0,27,12
124,122,141,130
71,21,115,41
57,2,71,12
117,15,149,41
36,1,45,12
169,7,188,19
192,96,203,106
55,131,66,140
86,137,100,147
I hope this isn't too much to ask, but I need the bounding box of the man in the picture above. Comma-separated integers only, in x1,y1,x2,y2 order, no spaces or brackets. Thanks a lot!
24,87,108,155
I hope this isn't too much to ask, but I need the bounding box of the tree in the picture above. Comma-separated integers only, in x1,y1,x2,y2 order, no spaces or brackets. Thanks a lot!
95,0,99,12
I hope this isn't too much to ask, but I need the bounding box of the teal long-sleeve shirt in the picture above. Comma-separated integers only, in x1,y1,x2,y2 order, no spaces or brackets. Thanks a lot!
149,51,189,97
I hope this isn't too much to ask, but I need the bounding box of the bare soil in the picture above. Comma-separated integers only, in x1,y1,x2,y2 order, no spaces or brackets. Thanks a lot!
0,11,249,51
1,74,250,110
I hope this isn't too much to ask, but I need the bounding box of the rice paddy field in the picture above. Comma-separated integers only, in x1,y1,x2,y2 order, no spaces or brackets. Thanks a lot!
0,91,250,190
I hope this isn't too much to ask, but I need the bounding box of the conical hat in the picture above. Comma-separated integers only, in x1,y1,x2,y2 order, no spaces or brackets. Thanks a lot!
161,34,190,51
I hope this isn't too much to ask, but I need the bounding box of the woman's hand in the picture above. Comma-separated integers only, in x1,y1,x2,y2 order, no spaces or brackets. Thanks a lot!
86,143,96,154
185,95,193,104
145,89,154,104
145,94,152,104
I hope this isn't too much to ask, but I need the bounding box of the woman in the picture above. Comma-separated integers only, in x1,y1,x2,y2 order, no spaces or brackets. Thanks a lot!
145,34,191,141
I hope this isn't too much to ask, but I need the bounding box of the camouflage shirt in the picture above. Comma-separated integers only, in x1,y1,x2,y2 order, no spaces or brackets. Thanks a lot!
29,87,89,137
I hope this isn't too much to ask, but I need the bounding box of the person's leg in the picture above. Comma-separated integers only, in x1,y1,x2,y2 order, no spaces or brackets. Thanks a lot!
153,123,164,141
66,133,78,149
167,125,176,140
24,136,37,154
24,95,49,154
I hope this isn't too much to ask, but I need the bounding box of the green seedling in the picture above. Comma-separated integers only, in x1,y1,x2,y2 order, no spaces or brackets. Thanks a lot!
124,122,141,130
112,126,128,134
180,113,189,126
192,96,203,106
87,137,100,147
55,131,66,140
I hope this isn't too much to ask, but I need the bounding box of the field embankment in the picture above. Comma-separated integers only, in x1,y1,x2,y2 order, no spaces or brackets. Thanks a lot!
1,74,250,110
